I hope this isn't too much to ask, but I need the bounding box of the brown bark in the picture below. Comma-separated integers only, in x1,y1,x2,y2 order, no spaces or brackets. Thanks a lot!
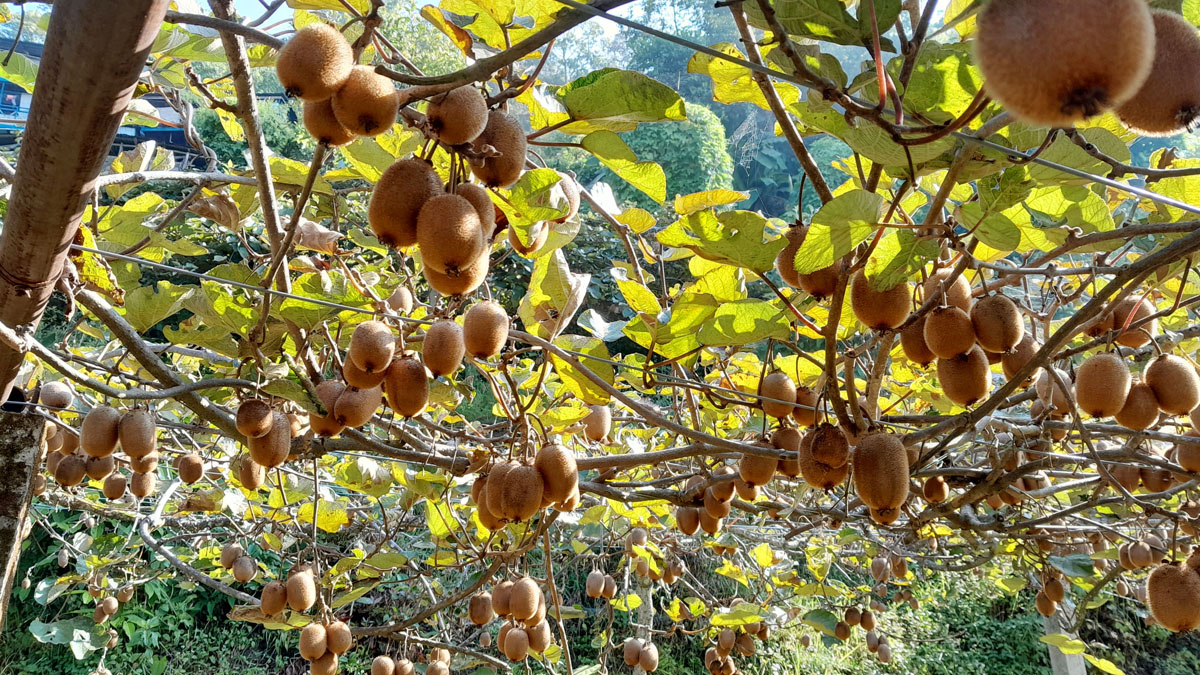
0,0,169,402
0,412,45,628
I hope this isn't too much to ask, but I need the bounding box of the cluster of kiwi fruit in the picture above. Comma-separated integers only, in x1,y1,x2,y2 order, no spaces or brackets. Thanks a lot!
219,542,261,584
622,527,684,583
702,621,773,675
1033,573,1069,618
298,617,354,675
90,584,134,626
975,0,1200,134
470,441,579,530
485,576,555,662
584,568,619,600
258,561,319,617
1147,550,1200,632
1073,348,1200,429
370,655,417,675
621,637,660,672
45,405,161,501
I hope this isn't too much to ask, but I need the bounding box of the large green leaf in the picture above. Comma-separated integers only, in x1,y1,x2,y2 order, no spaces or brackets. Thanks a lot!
792,190,883,274
745,0,901,47
559,68,686,126
549,335,614,405
658,210,785,273
581,131,666,203
698,299,790,346
122,281,194,333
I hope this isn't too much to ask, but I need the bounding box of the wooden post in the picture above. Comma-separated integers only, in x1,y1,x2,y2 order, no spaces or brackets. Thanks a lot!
0,0,168,402
0,412,45,628
1042,602,1087,675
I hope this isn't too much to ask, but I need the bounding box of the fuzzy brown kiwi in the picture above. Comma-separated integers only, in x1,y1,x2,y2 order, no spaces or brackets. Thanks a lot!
39,381,73,409
259,580,287,617
509,577,540,622
507,222,550,257
504,626,530,661
1111,295,1158,348
395,659,415,675
454,183,497,240
901,316,936,366
739,443,779,487
333,385,382,428
492,579,514,618
585,569,606,598
923,305,976,359
734,478,759,501
1001,334,1041,384
792,385,819,426
583,404,611,442
623,638,643,667
1117,381,1161,430
923,475,949,504
349,320,395,374
236,399,274,439
852,432,910,522
552,171,581,223
425,86,488,145
248,412,291,467
850,270,910,330
424,250,490,296
1142,465,1173,493
303,98,355,146
219,543,245,570
324,621,353,655
970,294,1025,353
275,24,353,102
533,443,578,504
1034,591,1057,617
798,431,849,490
385,286,414,314
81,406,121,458
937,345,991,406
371,656,395,675
639,643,660,672
1035,367,1072,415
287,566,317,612
102,473,126,500
808,423,849,468
369,159,443,248
735,633,755,656
1044,577,1066,604
774,226,842,299
417,193,486,277
463,300,509,359
710,466,736,501
501,464,545,522
975,0,1154,127
1074,353,1132,417
1118,11,1200,135
422,320,465,377
54,454,86,487
676,506,700,535
310,380,347,437
773,427,802,477
698,510,723,535
1146,354,1200,415
84,455,114,481
528,619,553,653
130,471,157,499
299,621,328,661
311,653,339,675
128,451,159,474
486,462,515,522
118,409,156,459
703,488,732,518
331,65,398,136
1148,562,1200,631
469,110,528,188
175,453,204,484
758,371,796,418
343,356,387,389
469,591,495,625
384,352,429,418
238,455,266,491
922,268,971,312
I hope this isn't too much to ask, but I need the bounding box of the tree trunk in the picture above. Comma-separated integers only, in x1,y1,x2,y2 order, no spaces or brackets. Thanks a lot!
0,0,169,402
0,413,45,628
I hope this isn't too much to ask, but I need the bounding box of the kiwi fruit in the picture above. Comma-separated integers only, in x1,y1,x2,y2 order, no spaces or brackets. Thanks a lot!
703,488,732,518
275,23,353,102
349,320,395,374
81,405,121,458
850,270,910,330
299,621,328,660
922,267,971,311
759,371,796,418
426,85,488,146
220,544,245,570
710,467,737,502
486,462,516,521
130,471,157,498
331,65,398,136
385,286,414,314
99,472,124,499
937,345,991,406
923,476,949,504
1148,562,1200,631
1117,381,1161,430
809,423,849,468
369,159,443,248
798,431,849,490
58,428,78,456
237,399,274,439
924,306,976,359
343,356,387,389
508,223,549,257
698,510,723,534
238,455,266,490
1146,354,1200,415
623,638,643,667
734,478,759,501
1075,353,1132,417
586,569,605,598
39,381,73,409
470,110,528,188
469,591,495,625
454,183,497,239
504,626,530,661
99,596,118,616
287,566,317,612
639,642,660,672
129,451,160,474
533,443,578,504
501,464,545,522
85,455,115,481
583,404,611,442
311,653,339,675
372,656,396,675
1111,295,1158,348
528,619,553,653
247,412,291,467
509,577,540,622
175,453,204,484
775,434,802,478
552,171,581,223
309,380,346,437
676,507,700,535
602,575,617,598
324,621,352,655
394,659,415,675
303,98,355,146
333,385,382,428
493,579,514,617
792,385,819,427
1035,367,1072,415
1034,590,1057,617
970,295,1024,353
1118,11,1200,135
54,454,86,487
1001,334,1041,384
735,633,755,656
384,352,429,418
901,316,936,366
424,250,490,296
422,320,465,377
417,193,486,276
739,445,779,487
463,301,509,359
118,409,157,459
775,226,842,299
260,580,287,616
1142,465,1173,493
975,0,1154,126
852,432,910,523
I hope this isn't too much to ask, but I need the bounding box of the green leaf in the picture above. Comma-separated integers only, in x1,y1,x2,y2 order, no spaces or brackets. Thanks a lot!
996,576,1027,594
501,168,570,236
698,299,790,347
615,278,662,319
1083,654,1125,675
674,189,749,216
802,608,840,637
793,190,883,274
559,68,686,125
0,52,37,93
1039,634,1087,655
1048,553,1096,579
518,249,590,340
745,0,901,47
658,210,785,273
581,131,666,203
122,281,194,333
549,335,615,406
865,229,939,290
710,603,764,626
959,202,1021,252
